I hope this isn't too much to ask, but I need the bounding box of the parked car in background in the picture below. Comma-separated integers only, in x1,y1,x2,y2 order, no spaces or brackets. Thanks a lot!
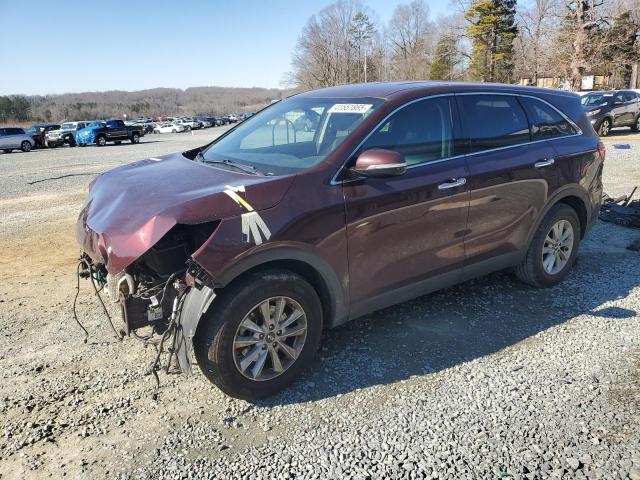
75,120,144,146
194,116,213,128
45,121,91,147
0,127,35,153
241,112,254,120
581,90,640,136
153,122,185,134
76,82,603,399
224,114,239,123
25,124,61,148
172,118,196,131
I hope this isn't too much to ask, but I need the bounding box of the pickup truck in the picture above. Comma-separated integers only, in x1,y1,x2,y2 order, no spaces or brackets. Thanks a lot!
75,120,144,146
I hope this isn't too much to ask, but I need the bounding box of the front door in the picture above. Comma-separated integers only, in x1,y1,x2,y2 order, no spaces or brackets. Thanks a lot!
343,96,469,314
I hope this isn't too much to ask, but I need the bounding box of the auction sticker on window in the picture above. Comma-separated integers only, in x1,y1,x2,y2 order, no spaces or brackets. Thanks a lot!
328,104,373,114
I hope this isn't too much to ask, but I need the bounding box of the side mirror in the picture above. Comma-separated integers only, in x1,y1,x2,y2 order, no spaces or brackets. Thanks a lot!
352,149,407,178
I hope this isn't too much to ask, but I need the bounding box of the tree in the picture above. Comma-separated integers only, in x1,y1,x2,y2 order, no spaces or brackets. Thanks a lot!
429,33,461,80
349,11,376,82
290,1,382,89
598,8,640,88
562,0,608,90
514,0,558,84
387,0,435,80
465,0,518,83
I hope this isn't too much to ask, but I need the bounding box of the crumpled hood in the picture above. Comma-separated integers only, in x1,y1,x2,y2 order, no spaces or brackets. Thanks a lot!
76,152,294,273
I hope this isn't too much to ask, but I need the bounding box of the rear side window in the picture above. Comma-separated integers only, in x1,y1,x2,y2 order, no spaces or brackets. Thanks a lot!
361,96,454,166
519,97,578,140
458,95,530,153
7,128,24,135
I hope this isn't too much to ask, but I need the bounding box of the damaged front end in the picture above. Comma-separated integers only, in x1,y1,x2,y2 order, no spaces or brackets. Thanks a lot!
73,152,293,381
77,222,219,376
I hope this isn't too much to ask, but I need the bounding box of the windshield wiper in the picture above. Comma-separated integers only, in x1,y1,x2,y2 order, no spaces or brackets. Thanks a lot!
202,158,261,175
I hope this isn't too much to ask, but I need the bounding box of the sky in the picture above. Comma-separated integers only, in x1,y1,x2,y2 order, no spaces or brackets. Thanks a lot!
0,0,452,96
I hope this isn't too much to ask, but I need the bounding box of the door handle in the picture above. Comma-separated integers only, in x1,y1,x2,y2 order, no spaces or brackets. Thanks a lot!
534,158,555,168
438,177,467,190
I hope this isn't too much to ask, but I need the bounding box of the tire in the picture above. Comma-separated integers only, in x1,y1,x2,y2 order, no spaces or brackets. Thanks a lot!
131,133,140,144
515,204,580,288
96,135,106,147
632,116,640,133
21,141,32,152
598,118,611,137
194,269,323,400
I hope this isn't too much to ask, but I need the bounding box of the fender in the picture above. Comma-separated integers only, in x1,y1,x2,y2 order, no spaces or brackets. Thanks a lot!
214,246,349,328
524,183,591,247
175,247,349,373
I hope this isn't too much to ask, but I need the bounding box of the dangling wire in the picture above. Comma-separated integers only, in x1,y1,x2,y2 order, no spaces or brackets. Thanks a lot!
72,261,90,343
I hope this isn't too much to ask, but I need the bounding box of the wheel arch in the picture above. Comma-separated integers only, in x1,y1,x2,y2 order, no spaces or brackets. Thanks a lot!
526,185,591,247
213,248,348,329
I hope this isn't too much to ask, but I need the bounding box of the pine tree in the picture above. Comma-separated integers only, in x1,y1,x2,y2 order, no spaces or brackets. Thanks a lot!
465,0,518,83
429,34,459,80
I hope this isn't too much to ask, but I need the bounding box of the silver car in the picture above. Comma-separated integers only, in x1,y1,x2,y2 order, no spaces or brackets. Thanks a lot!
0,127,35,153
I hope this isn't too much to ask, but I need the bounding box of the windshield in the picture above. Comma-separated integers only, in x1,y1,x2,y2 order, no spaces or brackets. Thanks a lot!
61,123,75,130
25,127,36,134
581,94,613,107
201,97,382,175
88,122,105,128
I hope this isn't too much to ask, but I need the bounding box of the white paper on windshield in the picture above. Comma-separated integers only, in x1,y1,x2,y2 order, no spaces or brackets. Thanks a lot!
328,104,373,114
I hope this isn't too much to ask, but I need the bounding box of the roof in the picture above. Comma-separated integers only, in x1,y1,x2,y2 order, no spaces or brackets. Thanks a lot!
294,81,580,101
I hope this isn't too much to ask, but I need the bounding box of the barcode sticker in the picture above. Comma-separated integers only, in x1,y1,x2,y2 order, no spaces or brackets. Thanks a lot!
328,104,373,114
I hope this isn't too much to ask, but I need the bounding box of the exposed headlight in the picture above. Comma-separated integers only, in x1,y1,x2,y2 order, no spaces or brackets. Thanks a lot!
587,109,601,116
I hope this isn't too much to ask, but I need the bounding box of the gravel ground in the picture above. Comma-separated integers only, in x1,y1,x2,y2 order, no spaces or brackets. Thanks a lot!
0,128,638,479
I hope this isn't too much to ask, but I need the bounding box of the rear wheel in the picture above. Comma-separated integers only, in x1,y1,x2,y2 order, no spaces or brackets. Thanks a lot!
598,118,611,137
21,141,32,152
131,133,140,144
515,204,580,288
194,269,323,400
96,135,107,147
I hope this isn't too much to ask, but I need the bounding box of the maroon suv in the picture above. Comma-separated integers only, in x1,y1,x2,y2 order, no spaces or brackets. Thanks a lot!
76,82,604,399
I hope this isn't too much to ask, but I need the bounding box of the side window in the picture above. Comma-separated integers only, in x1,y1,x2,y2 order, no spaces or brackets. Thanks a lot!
614,92,626,104
519,97,578,140
0,129,5,136
458,95,530,152
361,96,454,166
9,128,24,135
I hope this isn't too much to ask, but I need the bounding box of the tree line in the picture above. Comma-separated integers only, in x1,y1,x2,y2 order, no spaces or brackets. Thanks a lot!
288,0,640,91
0,87,289,123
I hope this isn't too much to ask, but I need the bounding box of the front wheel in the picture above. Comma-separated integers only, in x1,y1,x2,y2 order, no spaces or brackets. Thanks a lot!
96,135,107,147
131,133,140,144
598,118,611,137
632,116,640,133
515,204,580,288
21,141,32,152
194,269,323,400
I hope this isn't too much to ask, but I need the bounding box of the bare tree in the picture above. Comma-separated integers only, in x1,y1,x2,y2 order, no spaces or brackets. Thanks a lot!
515,0,560,84
563,0,609,89
386,0,435,80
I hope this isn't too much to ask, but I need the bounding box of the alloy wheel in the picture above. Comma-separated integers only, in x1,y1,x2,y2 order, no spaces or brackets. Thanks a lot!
600,120,610,136
542,219,574,275
232,296,308,381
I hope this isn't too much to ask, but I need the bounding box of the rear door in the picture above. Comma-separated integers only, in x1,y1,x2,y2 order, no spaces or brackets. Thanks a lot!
343,96,469,312
457,93,557,268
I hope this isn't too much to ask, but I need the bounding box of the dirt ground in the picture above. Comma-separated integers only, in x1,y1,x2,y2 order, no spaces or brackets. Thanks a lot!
0,129,638,479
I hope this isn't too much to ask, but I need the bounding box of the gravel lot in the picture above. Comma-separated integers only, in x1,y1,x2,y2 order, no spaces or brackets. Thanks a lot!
0,127,639,479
